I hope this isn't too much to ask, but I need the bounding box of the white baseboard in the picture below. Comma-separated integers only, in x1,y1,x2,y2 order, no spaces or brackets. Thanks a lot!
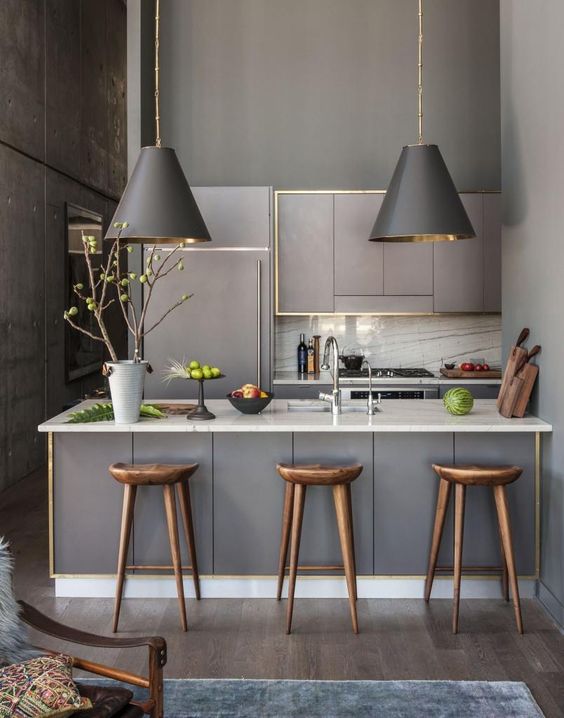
54,575,537,600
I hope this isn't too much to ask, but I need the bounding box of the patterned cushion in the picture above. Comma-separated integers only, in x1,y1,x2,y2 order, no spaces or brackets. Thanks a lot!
0,654,91,717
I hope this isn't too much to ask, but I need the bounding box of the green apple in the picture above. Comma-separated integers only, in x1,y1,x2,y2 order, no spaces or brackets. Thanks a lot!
211,367,221,378
191,368,203,380
189,360,200,370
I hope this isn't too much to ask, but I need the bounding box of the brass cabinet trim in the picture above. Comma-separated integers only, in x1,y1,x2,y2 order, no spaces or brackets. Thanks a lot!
274,189,501,317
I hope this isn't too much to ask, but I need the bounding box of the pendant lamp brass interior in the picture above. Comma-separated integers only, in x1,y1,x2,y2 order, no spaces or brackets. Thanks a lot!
369,0,474,243
105,0,210,244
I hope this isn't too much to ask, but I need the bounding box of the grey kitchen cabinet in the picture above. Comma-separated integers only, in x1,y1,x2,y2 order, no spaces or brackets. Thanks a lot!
292,433,374,574
273,384,333,400
439,383,500,400
277,194,334,313
143,249,270,400
191,187,271,247
132,433,214,575
433,194,485,312
484,193,502,312
334,295,433,313
334,194,384,296
213,433,293,574
383,242,434,295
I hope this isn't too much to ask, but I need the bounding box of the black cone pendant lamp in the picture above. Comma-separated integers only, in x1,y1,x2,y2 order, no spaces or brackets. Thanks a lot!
106,0,210,244
369,0,474,243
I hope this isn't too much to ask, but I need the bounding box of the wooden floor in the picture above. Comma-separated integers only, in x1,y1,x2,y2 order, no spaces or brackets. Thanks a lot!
2,469,564,716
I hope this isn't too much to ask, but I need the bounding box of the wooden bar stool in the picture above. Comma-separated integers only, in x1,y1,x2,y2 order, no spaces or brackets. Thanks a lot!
424,463,524,634
276,463,363,635
109,462,201,633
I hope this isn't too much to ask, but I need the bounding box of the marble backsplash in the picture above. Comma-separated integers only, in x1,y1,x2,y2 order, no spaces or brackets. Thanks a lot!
275,315,502,373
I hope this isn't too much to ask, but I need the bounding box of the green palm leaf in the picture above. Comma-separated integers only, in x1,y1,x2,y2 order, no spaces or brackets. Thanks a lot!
67,402,166,423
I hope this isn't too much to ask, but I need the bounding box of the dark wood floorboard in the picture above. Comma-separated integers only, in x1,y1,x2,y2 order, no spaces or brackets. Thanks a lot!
1,469,563,716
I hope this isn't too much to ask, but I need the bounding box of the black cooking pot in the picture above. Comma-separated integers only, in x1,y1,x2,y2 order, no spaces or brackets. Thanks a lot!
339,354,365,371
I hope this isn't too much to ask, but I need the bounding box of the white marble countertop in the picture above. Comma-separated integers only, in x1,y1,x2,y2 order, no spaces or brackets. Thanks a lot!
39,399,551,433
273,371,502,386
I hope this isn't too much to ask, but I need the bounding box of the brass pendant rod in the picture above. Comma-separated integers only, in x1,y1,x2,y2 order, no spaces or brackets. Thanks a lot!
418,0,423,144
154,0,161,148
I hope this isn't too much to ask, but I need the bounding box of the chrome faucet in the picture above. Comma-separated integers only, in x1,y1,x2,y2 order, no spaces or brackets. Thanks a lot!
362,359,381,415
319,336,341,415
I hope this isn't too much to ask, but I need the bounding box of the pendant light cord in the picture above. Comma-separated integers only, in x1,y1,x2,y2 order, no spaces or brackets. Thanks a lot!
418,0,423,144
154,0,161,147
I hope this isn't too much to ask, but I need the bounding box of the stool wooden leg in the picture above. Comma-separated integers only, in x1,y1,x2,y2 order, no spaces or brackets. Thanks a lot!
286,484,306,634
452,483,466,634
425,478,451,602
277,482,295,601
346,483,357,601
163,485,188,632
333,483,359,634
494,485,523,634
497,513,510,602
113,484,137,633
177,480,201,601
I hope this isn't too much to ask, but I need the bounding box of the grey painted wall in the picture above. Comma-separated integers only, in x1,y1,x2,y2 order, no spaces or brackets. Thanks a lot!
500,0,564,627
0,0,127,491
150,0,500,190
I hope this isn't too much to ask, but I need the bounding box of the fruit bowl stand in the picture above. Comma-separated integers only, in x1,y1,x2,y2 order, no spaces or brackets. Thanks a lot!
188,375,225,421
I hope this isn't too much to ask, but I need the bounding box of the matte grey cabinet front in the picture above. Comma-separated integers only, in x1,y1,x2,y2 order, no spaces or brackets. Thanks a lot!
484,193,502,312
213,433,293,574
277,194,334,313
334,194,384,296
144,250,269,400
383,242,434,295
433,194,484,312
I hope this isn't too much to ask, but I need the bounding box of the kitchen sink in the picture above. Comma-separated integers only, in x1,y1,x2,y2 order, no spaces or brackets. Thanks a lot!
286,400,380,413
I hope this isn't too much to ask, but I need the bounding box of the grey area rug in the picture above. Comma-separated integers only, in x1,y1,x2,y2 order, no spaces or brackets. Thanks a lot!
82,678,544,717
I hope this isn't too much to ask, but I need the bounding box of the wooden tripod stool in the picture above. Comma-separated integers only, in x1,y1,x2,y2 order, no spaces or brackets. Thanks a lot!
109,462,201,633
276,463,363,634
424,463,524,634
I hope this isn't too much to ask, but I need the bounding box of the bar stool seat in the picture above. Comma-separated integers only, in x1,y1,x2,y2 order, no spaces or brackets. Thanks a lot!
425,463,524,634
276,463,362,634
108,462,201,633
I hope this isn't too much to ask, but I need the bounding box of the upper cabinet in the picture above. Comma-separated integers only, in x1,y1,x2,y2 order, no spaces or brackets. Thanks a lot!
277,194,334,313
433,194,484,312
276,191,501,315
192,187,271,247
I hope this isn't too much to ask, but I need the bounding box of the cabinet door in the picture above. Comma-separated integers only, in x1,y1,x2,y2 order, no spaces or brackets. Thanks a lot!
143,250,269,399
334,194,384,296
433,194,484,312
191,187,271,248
484,193,502,312
384,243,434,295
277,194,334,313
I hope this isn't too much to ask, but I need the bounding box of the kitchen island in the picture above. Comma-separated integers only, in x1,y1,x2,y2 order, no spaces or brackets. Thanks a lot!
39,400,551,599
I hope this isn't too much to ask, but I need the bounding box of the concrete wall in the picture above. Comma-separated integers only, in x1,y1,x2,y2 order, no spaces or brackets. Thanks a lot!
500,0,564,628
0,0,127,491
147,0,500,190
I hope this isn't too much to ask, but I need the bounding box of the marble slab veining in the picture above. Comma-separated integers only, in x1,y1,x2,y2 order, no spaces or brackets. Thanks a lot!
275,314,502,373
39,399,551,434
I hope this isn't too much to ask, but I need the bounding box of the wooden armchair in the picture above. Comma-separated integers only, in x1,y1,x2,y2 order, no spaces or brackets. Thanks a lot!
17,601,166,718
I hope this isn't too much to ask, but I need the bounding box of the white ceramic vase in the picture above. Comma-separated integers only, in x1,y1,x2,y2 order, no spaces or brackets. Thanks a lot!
105,360,148,424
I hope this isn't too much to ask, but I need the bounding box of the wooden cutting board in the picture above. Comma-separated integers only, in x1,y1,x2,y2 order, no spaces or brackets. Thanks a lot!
156,403,198,415
511,346,541,418
440,368,501,379
497,327,530,410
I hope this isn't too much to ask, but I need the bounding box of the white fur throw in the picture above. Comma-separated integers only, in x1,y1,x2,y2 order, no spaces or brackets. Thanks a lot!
0,537,36,665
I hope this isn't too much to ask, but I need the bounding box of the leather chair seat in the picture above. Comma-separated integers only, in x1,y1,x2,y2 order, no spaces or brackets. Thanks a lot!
75,684,145,718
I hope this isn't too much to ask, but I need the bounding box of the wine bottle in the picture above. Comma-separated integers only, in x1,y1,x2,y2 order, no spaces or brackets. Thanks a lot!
307,338,315,374
297,333,307,374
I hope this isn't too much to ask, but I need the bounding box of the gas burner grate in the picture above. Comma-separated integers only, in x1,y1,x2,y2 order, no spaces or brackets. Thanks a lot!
339,367,434,379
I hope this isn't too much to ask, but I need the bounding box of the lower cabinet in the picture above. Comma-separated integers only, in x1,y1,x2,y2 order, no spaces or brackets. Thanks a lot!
273,384,332,400
439,384,500,400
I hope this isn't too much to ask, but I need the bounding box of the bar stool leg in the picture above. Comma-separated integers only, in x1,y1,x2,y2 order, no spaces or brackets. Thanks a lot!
177,480,201,601
424,478,451,602
493,485,523,634
333,484,359,634
286,484,306,634
277,482,295,601
345,483,357,601
113,484,137,633
452,483,466,634
497,516,510,602
163,484,188,632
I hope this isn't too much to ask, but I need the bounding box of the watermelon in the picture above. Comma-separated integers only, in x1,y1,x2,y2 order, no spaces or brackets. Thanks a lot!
443,387,474,415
